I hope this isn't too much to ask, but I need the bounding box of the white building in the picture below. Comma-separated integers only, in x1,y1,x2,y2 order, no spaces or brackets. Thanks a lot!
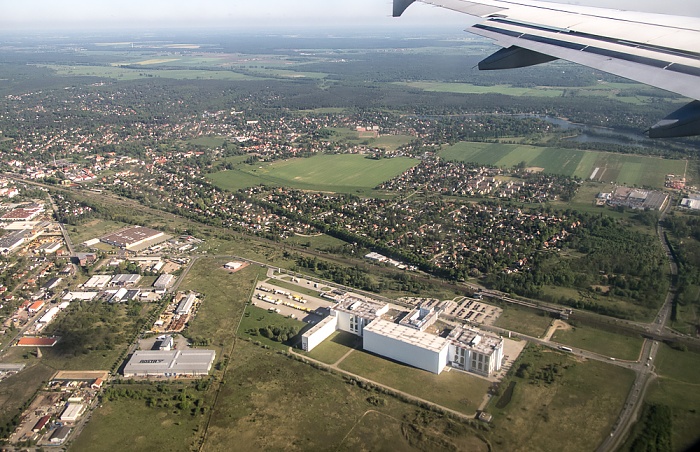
447,326,504,376
176,293,197,315
301,315,338,352
39,306,60,324
363,319,450,374
60,403,85,422
332,297,389,337
154,274,175,289
123,349,215,377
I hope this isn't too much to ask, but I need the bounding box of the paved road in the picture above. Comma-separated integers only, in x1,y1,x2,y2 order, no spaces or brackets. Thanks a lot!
598,201,677,452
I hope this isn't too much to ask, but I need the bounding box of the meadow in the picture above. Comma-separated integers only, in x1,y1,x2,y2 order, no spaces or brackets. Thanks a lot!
488,345,635,452
550,323,644,361
208,154,418,193
440,142,686,188
645,345,700,450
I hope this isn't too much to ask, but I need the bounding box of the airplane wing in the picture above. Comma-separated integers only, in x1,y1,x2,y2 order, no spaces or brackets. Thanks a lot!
393,0,700,137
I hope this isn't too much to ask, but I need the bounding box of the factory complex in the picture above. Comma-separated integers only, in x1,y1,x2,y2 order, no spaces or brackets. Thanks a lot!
302,294,504,376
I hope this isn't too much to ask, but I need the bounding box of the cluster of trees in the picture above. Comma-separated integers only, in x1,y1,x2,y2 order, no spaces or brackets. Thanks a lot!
294,256,378,292
257,324,298,343
627,404,673,452
486,213,668,317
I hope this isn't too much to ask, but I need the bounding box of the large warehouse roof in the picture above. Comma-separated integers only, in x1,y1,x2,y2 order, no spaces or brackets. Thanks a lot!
363,319,448,353
123,349,215,377
100,226,165,249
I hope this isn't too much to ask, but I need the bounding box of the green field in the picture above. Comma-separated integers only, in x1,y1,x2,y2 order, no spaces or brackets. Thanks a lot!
645,345,700,450
338,349,490,415
202,341,488,451
37,64,260,81
71,390,201,452
493,304,553,338
488,345,635,452
208,154,418,193
398,82,565,97
440,142,686,188
551,323,643,360
398,81,653,104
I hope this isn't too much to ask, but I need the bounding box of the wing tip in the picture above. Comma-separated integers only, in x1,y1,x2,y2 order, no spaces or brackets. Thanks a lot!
393,0,416,17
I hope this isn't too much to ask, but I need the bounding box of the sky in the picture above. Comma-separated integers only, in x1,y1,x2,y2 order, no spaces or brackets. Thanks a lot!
2,0,699,31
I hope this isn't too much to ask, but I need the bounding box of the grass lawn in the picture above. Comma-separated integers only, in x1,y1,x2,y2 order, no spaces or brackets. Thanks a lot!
645,345,700,450
551,323,643,360
71,389,201,452
338,349,490,414
488,345,635,452
493,304,553,338
439,142,686,188
207,154,418,194
305,331,360,364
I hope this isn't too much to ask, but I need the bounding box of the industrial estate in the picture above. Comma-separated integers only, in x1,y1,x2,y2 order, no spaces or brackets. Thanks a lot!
0,26,699,452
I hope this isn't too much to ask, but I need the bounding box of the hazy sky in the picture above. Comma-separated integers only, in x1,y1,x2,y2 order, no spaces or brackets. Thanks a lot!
2,0,699,31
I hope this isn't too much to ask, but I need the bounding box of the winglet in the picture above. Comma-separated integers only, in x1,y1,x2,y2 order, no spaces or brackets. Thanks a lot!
648,101,700,138
394,0,415,17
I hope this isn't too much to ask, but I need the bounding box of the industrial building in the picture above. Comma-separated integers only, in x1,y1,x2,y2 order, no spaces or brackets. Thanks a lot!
83,275,112,289
0,228,40,254
16,337,58,347
301,296,504,376
1,204,44,221
100,226,166,250
39,306,61,324
123,349,216,378
363,319,450,374
50,426,71,444
154,274,175,289
175,293,197,316
110,274,142,286
60,403,85,422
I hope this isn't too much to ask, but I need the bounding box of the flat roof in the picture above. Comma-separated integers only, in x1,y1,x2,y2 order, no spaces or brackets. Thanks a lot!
449,326,503,356
101,226,164,247
17,337,58,347
334,296,388,320
53,370,110,381
364,319,448,354
124,349,215,376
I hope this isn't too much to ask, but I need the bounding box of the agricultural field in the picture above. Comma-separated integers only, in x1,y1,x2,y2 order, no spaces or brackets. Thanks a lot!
439,142,686,188
488,345,635,452
398,81,565,97
208,154,418,194
645,345,700,450
36,64,260,81
399,80,656,104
